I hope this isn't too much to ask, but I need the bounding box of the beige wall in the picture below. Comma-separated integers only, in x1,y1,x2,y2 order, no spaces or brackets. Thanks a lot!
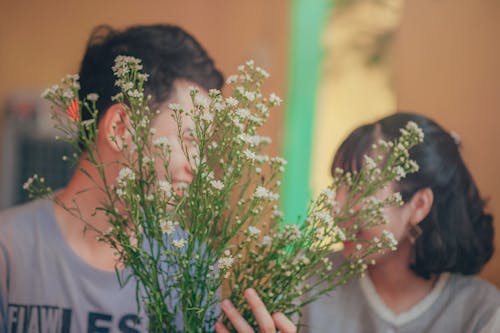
0,0,289,156
2,0,498,287
393,0,500,286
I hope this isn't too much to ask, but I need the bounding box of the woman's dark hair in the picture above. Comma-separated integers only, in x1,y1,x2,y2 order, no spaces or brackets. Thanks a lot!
332,112,494,279
78,24,224,124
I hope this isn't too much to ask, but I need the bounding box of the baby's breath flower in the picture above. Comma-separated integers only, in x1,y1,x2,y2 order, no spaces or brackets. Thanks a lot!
23,177,34,190
226,97,238,107
226,75,238,84
116,167,135,185
261,236,273,246
217,250,235,271
160,220,175,235
321,188,336,202
195,95,210,109
169,103,182,112
128,89,143,98
111,92,123,102
269,93,282,106
201,111,214,122
272,210,284,218
153,137,169,147
159,180,172,196
244,91,256,102
172,238,188,249
247,226,261,237
210,180,224,191
253,186,279,201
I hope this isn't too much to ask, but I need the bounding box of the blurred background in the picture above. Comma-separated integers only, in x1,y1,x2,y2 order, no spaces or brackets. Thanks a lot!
0,0,499,286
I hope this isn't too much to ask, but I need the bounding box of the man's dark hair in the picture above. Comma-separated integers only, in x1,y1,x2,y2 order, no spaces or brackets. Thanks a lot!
78,24,224,123
332,112,494,279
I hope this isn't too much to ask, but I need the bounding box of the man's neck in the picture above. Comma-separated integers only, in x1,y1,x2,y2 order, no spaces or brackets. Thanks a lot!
53,165,122,272
368,243,438,314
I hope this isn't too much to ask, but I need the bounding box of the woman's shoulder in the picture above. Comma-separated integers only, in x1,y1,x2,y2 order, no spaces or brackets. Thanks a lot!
447,274,500,306
444,274,500,331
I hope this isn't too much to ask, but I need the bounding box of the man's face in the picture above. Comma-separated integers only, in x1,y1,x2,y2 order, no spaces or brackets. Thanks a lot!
151,80,207,194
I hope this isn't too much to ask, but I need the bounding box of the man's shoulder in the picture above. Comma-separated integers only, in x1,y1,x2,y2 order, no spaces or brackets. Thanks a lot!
0,199,54,245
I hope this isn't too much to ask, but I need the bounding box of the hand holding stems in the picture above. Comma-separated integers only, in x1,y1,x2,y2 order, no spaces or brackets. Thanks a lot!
215,288,297,333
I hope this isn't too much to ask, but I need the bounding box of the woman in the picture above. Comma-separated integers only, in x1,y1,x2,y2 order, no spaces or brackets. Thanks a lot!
302,112,499,332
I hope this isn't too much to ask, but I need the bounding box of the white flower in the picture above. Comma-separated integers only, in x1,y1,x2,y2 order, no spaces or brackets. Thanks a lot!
168,103,182,112
115,188,125,197
261,236,273,246
226,75,238,84
253,186,279,200
269,93,282,106
41,85,59,98
296,255,310,266
116,168,135,185
315,211,334,226
270,157,288,166
381,230,398,249
256,67,270,79
189,86,200,95
160,220,175,235
226,97,238,107
247,226,261,237
201,112,214,122
244,91,256,101
211,180,224,191
195,95,210,109
138,73,149,81
364,155,377,170
111,92,123,102
62,90,74,99
153,137,170,147
235,108,251,119
321,188,336,202
127,89,143,98
172,238,188,249
121,82,134,91
112,55,142,76
159,180,172,196
332,226,346,241
238,134,272,146
392,166,406,180
405,121,424,141
408,160,419,172
86,93,99,102
272,210,284,218
217,250,235,270
23,177,34,190
243,149,256,161
213,102,225,112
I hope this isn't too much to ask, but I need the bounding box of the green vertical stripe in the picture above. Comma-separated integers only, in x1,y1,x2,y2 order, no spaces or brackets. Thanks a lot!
282,0,332,223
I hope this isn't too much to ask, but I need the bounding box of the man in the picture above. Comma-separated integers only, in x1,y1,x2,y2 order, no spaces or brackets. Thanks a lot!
0,24,295,333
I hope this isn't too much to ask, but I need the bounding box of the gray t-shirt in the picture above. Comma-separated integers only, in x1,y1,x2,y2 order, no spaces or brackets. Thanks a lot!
302,271,500,333
0,199,148,333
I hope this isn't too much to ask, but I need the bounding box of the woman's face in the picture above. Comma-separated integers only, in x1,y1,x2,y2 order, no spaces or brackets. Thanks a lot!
338,183,413,262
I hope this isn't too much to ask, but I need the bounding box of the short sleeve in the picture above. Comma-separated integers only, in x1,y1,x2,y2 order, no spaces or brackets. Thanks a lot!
0,241,10,333
479,307,500,333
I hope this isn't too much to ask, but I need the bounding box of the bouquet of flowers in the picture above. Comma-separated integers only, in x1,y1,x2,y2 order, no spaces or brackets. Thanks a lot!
26,56,423,332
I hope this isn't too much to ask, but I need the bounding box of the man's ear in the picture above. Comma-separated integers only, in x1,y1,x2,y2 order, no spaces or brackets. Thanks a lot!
408,188,434,226
101,104,131,152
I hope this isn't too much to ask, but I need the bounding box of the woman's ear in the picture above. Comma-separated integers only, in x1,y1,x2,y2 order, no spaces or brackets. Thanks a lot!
101,104,131,152
408,188,434,226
